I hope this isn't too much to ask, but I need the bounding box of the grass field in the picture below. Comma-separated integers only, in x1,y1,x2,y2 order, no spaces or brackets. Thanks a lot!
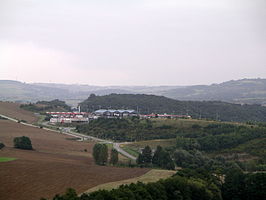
120,144,140,157
123,138,176,155
85,169,176,193
0,157,16,162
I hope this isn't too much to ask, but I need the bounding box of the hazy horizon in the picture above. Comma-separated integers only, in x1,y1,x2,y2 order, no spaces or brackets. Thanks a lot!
1,0,265,86
2,77,266,87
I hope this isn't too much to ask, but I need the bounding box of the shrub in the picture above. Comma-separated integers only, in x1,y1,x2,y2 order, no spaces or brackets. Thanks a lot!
0,142,5,149
13,136,33,150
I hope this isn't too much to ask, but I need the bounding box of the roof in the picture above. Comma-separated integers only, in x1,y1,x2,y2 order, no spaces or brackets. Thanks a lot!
94,109,136,114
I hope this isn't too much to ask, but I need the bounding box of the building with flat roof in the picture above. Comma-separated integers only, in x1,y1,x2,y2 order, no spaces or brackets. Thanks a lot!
94,109,138,118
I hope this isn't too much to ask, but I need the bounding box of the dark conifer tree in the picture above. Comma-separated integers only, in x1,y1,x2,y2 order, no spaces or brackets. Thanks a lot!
110,148,119,165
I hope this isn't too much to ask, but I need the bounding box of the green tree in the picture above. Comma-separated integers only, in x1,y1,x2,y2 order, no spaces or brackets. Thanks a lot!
137,153,145,165
13,136,32,150
93,143,101,164
142,146,152,164
110,148,119,165
137,146,152,167
152,146,175,170
152,145,163,166
0,142,5,149
93,144,108,165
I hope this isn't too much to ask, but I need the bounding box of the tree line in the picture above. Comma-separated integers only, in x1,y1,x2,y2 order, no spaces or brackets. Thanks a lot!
137,145,175,170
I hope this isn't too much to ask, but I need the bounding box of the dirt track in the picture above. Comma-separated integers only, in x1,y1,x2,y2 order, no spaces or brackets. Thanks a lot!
0,120,149,200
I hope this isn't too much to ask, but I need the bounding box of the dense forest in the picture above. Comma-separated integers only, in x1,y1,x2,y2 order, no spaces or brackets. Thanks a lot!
79,94,266,122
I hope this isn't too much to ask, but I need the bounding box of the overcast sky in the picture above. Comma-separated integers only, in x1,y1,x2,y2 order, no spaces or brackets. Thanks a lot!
0,0,265,86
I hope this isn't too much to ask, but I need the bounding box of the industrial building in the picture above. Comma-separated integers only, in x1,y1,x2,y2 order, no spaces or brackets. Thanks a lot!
47,112,90,123
94,109,138,118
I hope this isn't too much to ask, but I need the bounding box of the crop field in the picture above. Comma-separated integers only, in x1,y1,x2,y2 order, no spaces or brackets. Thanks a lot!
0,120,149,200
0,101,38,123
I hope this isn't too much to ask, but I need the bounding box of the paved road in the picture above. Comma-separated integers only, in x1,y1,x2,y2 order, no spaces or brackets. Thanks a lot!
62,127,136,160
0,114,137,160
113,142,136,160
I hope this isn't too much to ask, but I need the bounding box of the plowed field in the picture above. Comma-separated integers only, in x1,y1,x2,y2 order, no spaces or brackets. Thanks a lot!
0,101,38,123
0,120,149,200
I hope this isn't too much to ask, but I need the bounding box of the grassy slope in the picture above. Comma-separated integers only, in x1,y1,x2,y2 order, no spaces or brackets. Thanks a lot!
85,169,176,193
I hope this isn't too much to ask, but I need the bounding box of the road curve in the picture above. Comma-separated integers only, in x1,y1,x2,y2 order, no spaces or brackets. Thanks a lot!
113,143,137,160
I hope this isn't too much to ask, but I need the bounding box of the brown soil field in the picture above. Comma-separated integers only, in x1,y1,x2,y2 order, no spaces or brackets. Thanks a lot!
0,120,149,200
0,101,38,123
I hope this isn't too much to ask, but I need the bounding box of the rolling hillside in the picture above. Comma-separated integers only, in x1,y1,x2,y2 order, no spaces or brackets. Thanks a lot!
1,78,266,106
79,94,266,122
162,78,266,105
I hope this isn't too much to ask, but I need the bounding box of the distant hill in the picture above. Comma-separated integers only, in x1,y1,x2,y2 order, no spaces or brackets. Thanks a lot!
161,78,266,105
0,80,72,103
79,93,266,122
1,78,266,106
0,80,182,106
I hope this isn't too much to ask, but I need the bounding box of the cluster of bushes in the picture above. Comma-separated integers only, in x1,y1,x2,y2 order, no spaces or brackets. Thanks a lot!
0,142,5,149
0,136,33,150
93,144,118,166
137,145,175,170
14,136,33,150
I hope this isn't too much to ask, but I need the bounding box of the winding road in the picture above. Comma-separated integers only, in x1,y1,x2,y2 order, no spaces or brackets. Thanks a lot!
0,114,137,160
